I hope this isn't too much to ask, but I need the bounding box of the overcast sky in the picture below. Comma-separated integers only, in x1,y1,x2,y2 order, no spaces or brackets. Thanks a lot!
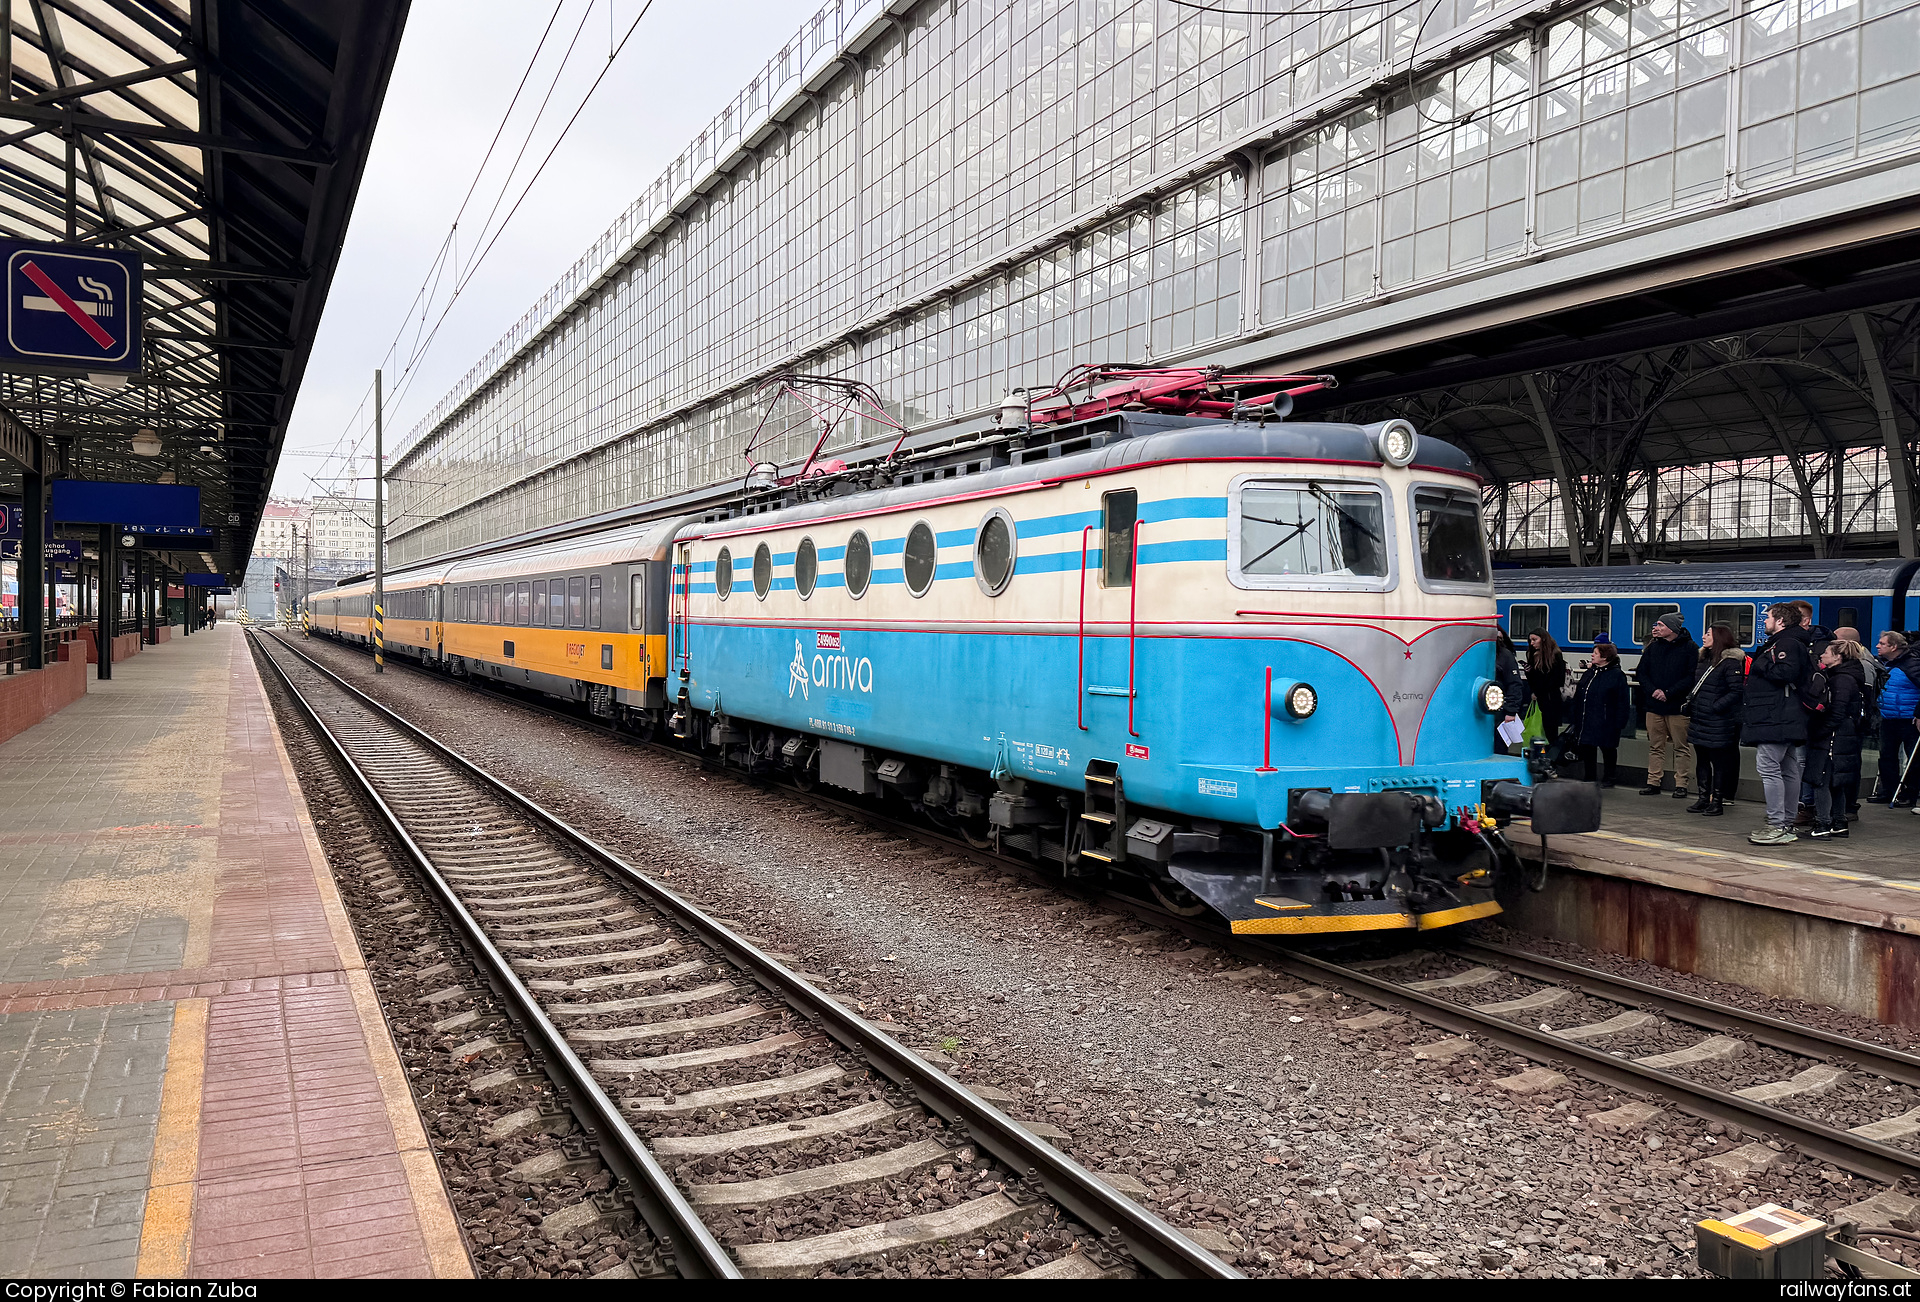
271,0,820,503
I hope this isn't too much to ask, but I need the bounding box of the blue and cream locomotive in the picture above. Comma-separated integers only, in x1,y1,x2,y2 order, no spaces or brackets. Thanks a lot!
313,368,1600,935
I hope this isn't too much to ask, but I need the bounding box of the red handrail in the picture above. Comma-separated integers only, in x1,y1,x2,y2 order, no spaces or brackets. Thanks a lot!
1127,521,1141,739
1076,525,1092,731
1258,665,1277,772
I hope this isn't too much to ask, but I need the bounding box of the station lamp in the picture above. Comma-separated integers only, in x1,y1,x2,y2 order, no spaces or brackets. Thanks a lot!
130,427,162,457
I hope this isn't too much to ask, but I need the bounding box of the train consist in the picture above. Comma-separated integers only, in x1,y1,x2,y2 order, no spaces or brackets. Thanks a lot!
1497,558,1920,660
309,367,1599,935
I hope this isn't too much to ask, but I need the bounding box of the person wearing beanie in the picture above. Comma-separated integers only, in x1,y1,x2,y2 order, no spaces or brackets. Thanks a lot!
1636,612,1698,799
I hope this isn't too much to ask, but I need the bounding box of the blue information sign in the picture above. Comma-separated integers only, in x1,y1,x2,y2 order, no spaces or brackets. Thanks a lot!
0,539,79,561
0,240,141,373
51,480,199,528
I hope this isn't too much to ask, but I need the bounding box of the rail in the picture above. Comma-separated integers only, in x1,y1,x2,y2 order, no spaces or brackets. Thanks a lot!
254,630,1240,1281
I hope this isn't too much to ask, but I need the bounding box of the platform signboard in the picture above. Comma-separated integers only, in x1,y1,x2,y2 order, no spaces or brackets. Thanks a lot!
51,480,198,528
184,572,227,586
0,240,141,375
1,539,82,561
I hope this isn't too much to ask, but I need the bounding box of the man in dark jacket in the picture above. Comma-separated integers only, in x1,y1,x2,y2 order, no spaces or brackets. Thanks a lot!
1636,612,1698,798
1743,601,1815,844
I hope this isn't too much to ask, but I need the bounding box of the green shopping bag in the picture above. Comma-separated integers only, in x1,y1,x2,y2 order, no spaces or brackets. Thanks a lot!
1520,700,1545,745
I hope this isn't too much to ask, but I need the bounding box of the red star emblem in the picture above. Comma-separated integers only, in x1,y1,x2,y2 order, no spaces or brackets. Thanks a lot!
1404,648,1414,659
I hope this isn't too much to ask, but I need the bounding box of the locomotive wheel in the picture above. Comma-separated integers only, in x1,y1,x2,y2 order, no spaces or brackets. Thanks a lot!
1150,877,1210,917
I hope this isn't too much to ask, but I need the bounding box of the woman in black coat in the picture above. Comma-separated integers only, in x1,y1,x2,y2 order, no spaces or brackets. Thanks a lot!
1683,622,1747,815
1570,638,1631,786
1805,642,1868,837
1526,631,1568,744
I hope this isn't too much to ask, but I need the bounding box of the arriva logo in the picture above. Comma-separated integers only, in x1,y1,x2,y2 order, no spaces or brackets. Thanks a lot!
1391,691,1426,703
788,638,811,700
790,634,876,698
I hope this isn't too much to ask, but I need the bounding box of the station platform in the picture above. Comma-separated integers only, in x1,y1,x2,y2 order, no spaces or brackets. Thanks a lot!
1510,785,1920,1030
0,625,468,1279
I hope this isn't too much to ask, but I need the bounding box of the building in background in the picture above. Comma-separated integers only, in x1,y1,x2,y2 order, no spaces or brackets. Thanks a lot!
253,499,309,560
387,0,1920,568
253,495,375,566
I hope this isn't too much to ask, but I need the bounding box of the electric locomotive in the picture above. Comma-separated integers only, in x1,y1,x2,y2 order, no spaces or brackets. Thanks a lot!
311,367,1602,935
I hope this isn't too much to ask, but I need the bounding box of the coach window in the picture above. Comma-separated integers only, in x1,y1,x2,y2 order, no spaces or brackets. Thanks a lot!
903,521,937,597
1704,603,1755,645
1569,604,1611,644
531,580,546,626
517,581,531,625
715,546,733,599
844,531,872,599
1632,603,1680,645
753,543,772,600
568,576,587,627
1507,604,1548,640
975,509,1015,596
548,579,566,625
1102,490,1136,588
589,576,602,629
794,538,817,599
630,569,646,630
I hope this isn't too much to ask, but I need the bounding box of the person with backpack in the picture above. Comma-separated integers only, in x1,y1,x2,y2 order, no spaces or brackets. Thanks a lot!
1683,622,1746,817
1571,634,1631,787
1743,601,1815,845
1805,639,1869,839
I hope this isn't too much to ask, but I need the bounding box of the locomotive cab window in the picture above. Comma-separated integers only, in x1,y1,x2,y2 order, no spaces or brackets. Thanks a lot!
1230,477,1392,590
1569,604,1612,643
975,510,1014,596
1507,604,1549,640
1704,603,1755,645
1633,603,1680,645
1410,485,1491,590
844,531,872,599
903,522,937,597
715,547,733,600
1102,489,1136,588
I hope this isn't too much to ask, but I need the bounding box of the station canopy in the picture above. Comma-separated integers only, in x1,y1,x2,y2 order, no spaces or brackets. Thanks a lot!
0,0,408,577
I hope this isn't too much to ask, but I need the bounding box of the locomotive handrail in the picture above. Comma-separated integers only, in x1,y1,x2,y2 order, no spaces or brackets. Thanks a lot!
1235,609,1504,623
1128,520,1141,738
1076,525,1091,731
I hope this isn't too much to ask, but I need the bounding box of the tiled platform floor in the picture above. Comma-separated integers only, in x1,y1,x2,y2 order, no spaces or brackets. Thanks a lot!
0,626,467,1279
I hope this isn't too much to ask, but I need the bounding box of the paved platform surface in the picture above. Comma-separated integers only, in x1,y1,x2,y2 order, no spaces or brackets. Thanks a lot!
0,625,468,1279
1534,784,1920,935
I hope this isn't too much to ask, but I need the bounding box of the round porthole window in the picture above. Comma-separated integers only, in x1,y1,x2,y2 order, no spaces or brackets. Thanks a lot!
795,537,817,599
975,509,1015,596
845,530,872,599
753,542,772,599
903,521,937,597
715,546,733,600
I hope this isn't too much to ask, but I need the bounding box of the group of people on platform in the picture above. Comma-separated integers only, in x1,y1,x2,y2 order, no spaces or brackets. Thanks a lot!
1497,603,1920,846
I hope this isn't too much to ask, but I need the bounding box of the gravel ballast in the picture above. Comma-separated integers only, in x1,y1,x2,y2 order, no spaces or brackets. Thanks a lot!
277,636,1920,1279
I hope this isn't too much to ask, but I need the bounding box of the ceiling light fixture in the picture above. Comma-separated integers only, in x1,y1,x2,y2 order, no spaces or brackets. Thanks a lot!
130,428,162,456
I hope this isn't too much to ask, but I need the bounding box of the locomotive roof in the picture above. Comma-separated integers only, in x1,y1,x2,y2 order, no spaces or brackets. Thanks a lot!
682,415,1474,540
1496,557,1920,596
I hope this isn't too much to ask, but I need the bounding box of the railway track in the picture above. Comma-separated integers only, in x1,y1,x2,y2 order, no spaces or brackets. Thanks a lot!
290,632,1920,1193
249,630,1237,1281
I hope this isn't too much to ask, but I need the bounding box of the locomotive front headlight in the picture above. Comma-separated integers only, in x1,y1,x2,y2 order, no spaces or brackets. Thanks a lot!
1285,682,1319,719
1479,680,1506,714
1373,419,1417,467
